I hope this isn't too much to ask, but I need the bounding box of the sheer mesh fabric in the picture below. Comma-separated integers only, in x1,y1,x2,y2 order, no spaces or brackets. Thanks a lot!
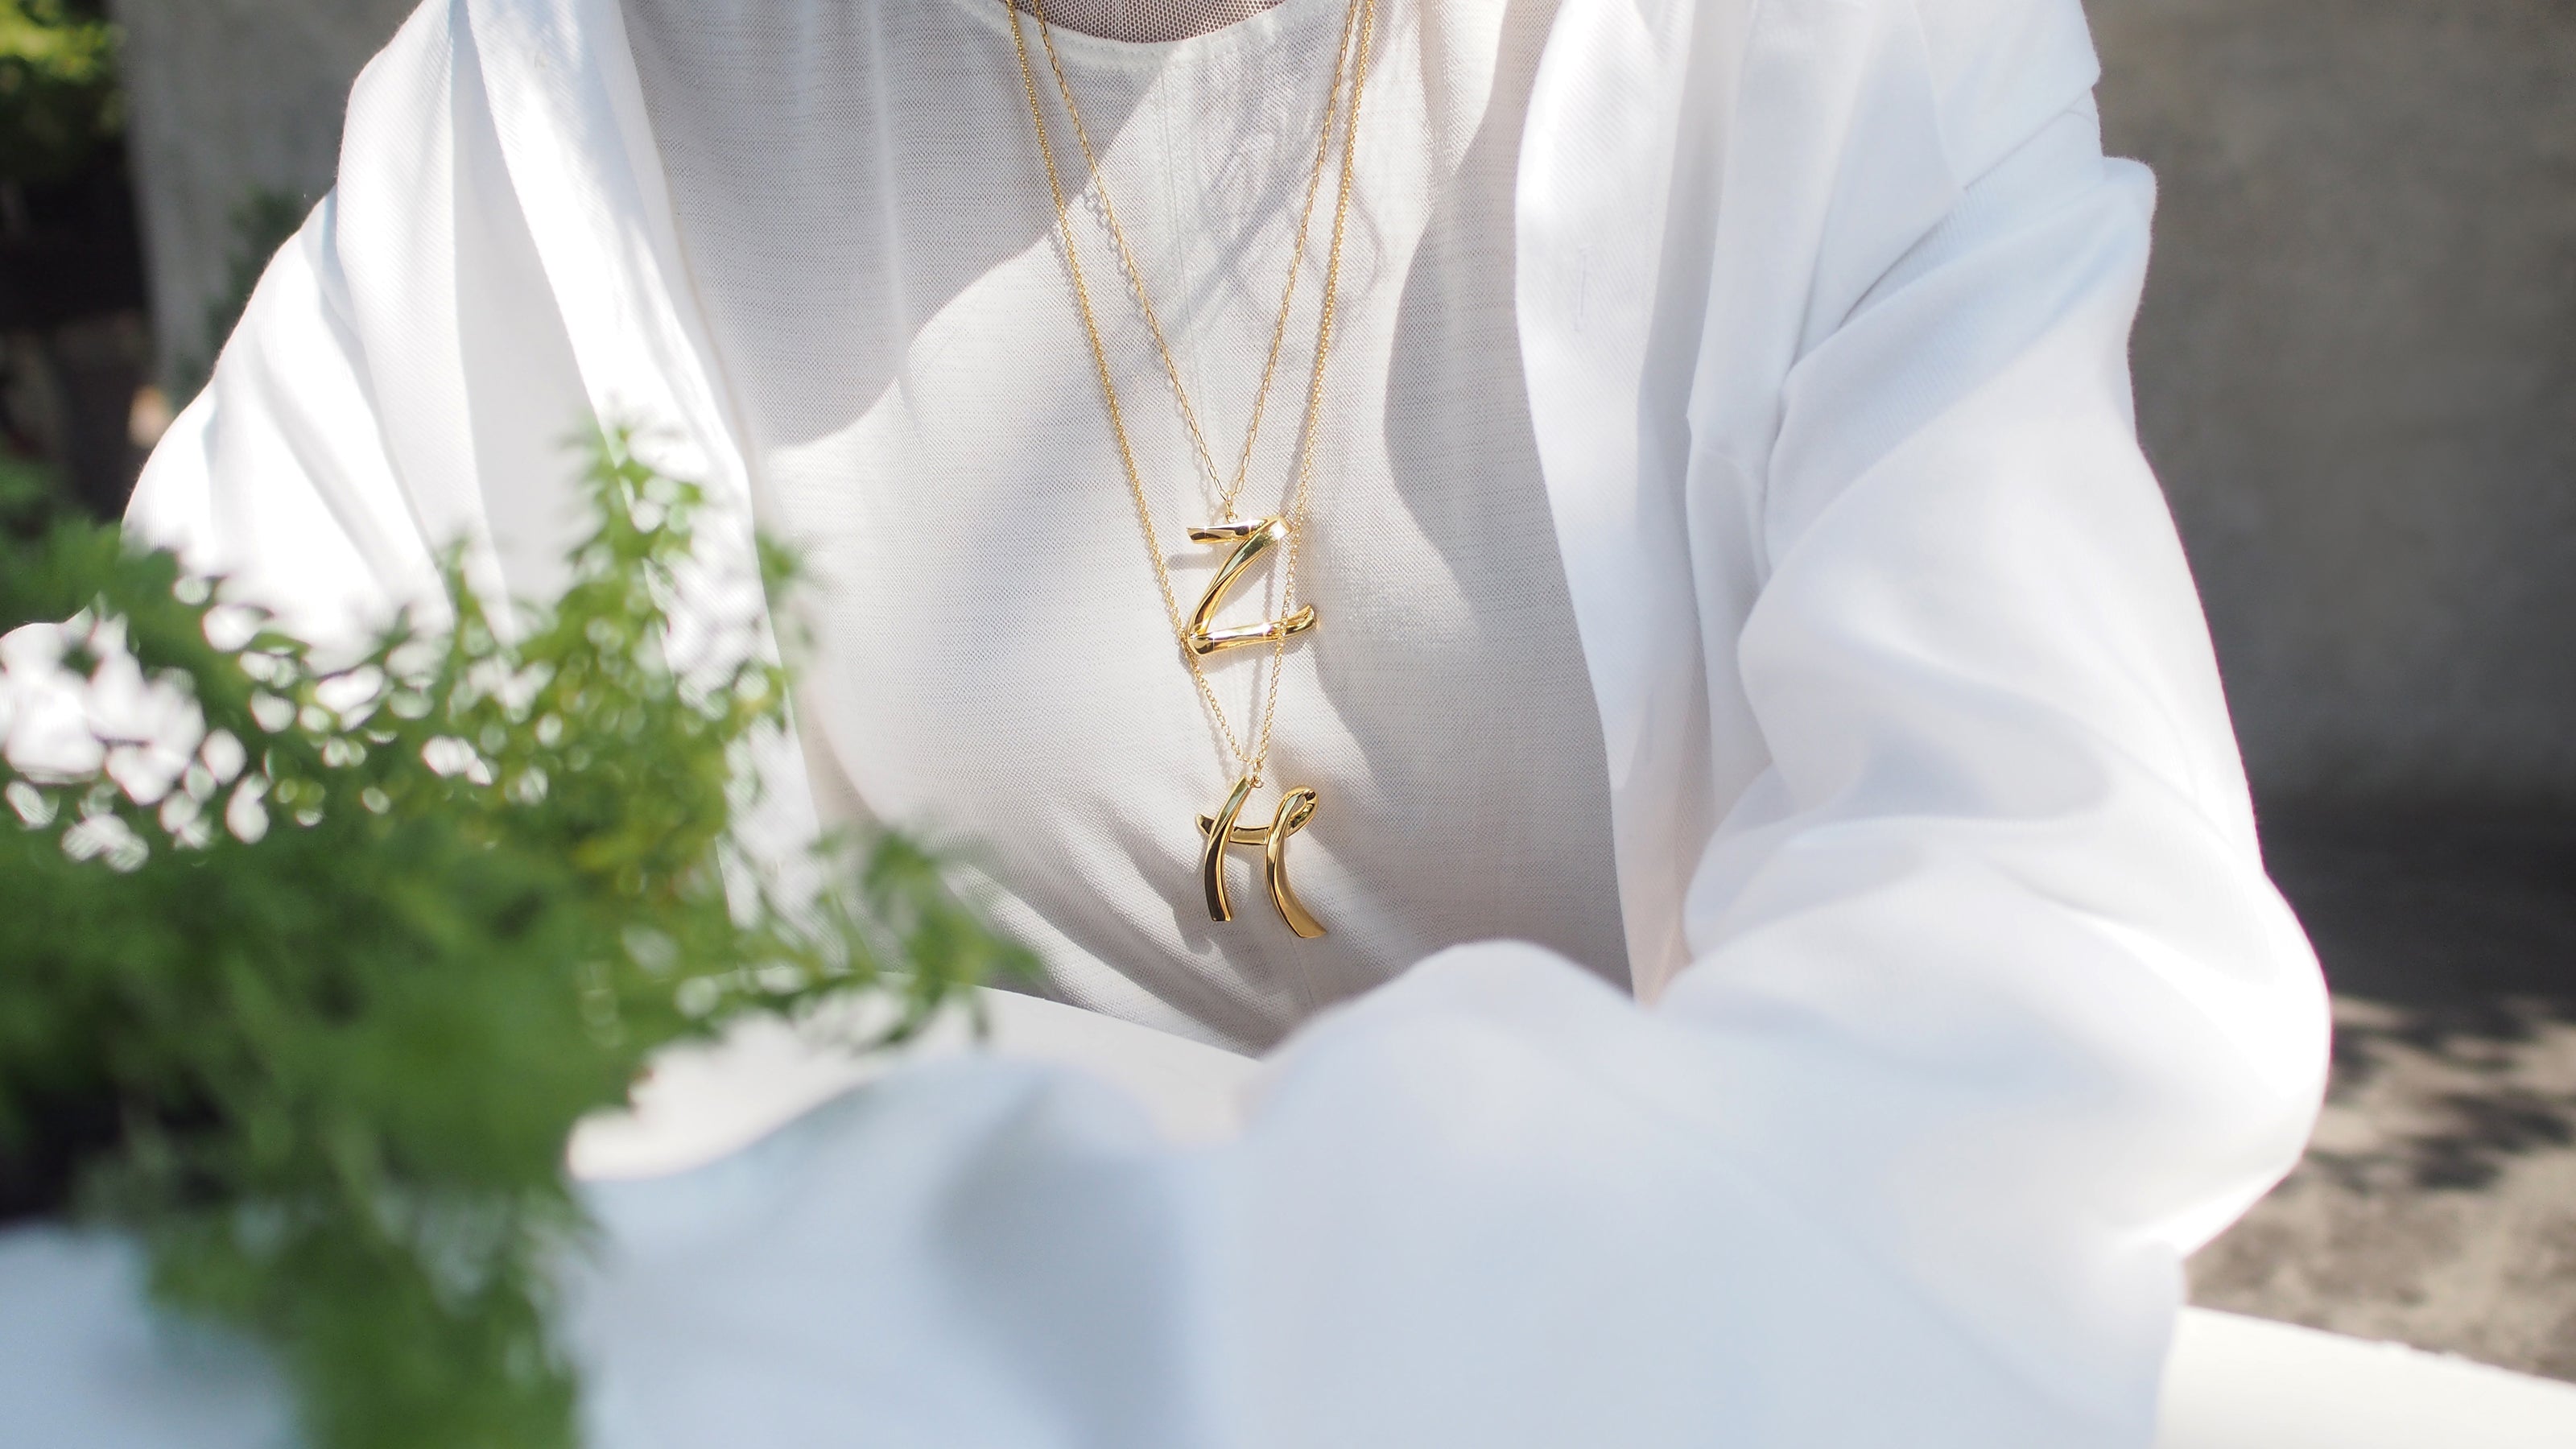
1012,0,1291,44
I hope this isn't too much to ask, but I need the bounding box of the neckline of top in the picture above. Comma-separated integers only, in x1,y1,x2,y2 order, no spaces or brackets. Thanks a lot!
943,0,1357,67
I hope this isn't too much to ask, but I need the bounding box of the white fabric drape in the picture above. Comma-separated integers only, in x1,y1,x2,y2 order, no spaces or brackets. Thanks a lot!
617,0,1634,1051
120,0,2330,1442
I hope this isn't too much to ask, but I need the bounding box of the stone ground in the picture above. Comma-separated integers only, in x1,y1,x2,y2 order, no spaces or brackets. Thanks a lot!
2190,803,2576,1381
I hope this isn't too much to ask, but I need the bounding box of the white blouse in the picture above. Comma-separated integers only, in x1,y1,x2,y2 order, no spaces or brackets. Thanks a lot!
116,0,2332,1440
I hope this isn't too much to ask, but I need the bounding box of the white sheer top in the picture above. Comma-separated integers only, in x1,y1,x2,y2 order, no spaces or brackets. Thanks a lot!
621,0,1629,1050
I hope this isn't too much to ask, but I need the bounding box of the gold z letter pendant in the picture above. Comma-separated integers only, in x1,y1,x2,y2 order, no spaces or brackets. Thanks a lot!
1197,775,1326,939
1185,518,1316,655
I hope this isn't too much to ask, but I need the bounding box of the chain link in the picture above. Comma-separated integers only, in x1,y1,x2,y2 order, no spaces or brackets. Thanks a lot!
1005,0,1379,782
1026,0,1362,526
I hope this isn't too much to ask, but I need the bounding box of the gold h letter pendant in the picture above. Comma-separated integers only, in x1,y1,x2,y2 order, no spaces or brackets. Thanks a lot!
1197,775,1327,939
1186,518,1317,655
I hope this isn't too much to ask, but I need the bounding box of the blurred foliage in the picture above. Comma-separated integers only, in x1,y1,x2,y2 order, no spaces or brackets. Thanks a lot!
0,0,120,186
0,430,1033,1448
0,442,57,539
182,186,308,398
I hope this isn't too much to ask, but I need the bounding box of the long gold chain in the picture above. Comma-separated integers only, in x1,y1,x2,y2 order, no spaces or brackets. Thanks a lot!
1005,0,1379,784
1025,0,1361,525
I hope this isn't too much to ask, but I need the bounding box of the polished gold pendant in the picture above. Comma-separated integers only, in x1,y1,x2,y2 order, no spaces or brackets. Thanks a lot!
1185,518,1318,656
1196,774,1326,939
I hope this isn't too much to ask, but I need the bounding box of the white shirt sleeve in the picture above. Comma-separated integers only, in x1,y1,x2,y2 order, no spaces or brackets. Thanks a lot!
125,0,598,651
1653,92,2330,1431
124,194,443,655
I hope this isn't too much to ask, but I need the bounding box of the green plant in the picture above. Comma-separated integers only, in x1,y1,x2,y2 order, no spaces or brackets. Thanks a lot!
0,443,56,539
0,0,120,186
0,430,1030,1448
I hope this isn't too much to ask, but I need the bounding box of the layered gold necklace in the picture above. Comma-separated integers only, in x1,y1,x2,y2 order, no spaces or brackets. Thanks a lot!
1003,0,1380,940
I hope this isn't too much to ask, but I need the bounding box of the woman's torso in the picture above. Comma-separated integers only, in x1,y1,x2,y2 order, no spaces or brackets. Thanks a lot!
623,0,1627,1051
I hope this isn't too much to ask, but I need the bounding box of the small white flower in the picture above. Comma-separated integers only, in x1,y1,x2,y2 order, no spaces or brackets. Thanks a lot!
62,813,150,873
315,667,386,726
159,790,202,836
0,620,71,675
422,737,481,778
200,729,248,784
247,693,296,733
202,603,264,653
84,647,208,807
225,778,270,843
6,781,55,828
1,624,105,782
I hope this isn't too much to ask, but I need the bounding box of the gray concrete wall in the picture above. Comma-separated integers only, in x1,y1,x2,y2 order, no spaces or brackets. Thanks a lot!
2092,0,2576,804
106,0,2576,802
108,0,416,382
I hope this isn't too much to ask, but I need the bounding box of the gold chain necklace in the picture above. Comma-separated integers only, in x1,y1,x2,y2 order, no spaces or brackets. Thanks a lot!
1022,0,1360,526
1003,0,1379,939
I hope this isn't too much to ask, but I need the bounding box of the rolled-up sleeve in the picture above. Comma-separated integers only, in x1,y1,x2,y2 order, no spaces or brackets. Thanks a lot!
1656,68,2330,1436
